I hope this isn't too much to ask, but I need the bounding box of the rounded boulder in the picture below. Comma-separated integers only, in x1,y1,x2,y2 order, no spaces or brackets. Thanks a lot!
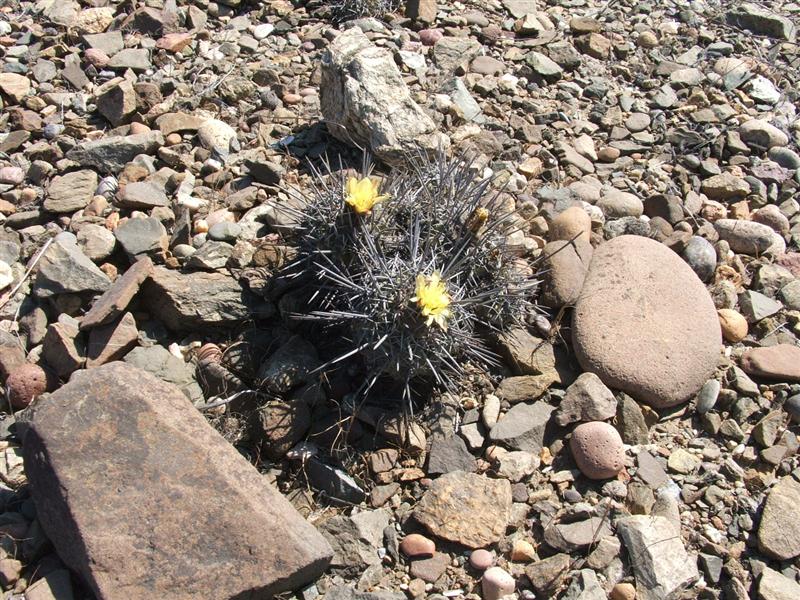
570,421,624,479
572,235,721,408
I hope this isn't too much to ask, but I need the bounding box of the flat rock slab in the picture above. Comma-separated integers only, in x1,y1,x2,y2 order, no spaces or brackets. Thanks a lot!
23,363,332,600
741,345,800,382
572,235,721,408
617,515,698,600
758,475,800,560
141,266,274,331
413,471,511,548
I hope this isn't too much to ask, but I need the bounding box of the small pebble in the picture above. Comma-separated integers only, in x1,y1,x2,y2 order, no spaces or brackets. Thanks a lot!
400,533,435,559
469,548,494,571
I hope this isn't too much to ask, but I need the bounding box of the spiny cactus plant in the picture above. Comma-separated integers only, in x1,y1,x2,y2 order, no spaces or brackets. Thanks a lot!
327,0,401,23
280,152,540,402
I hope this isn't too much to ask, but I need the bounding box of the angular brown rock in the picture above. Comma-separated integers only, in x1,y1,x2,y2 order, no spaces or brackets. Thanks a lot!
23,363,332,600
80,257,153,330
413,471,511,548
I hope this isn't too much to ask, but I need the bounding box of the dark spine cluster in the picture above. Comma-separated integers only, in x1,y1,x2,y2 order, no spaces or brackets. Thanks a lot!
280,152,540,401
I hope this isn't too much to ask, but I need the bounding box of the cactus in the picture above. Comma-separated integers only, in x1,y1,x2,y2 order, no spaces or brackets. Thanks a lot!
281,152,540,402
326,0,401,23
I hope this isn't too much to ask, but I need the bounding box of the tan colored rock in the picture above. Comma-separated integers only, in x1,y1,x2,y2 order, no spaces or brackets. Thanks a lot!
23,363,333,599
549,206,592,243
758,476,800,560
718,308,748,342
0,73,30,104
540,238,592,308
413,471,511,548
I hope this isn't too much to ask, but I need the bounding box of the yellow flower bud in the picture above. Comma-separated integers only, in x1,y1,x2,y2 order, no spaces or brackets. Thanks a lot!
344,176,389,215
411,271,452,330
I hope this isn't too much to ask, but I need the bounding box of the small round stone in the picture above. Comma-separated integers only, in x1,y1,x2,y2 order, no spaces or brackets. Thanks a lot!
717,308,748,343
625,112,651,133
482,566,515,600
681,236,717,283
611,582,636,600
208,221,242,243
570,421,625,480
469,548,494,571
597,147,620,162
165,133,182,146
510,539,536,562
419,29,444,46
129,122,150,135
637,31,659,48
6,364,49,409
549,206,592,243
400,533,435,559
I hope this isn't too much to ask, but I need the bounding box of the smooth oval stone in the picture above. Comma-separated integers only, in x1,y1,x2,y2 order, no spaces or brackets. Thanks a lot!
570,421,624,479
681,236,716,282
400,533,435,558
695,379,721,414
573,235,721,408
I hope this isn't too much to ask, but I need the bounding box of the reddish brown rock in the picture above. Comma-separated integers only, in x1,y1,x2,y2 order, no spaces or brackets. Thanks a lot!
86,312,139,367
6,364,50,409
80,257,153,330
740,345,800,382
23,363,332,600
573,235,721,408
400,533,435,559
570,421,625,479
42,321,85,378
0,345,26,381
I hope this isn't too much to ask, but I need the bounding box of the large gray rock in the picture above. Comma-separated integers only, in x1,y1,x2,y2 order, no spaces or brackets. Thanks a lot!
22,363,333,600
758,475,800,560
572,235,721,408
320,28,448,165
66,131,165,173
142,267,274,331
726,4,796,41
617,515,698,600
488,401,555,453
33,233,111,298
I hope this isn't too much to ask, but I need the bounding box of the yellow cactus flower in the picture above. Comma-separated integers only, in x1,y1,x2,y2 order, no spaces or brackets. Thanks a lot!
412,272,451,330
345,176,388,215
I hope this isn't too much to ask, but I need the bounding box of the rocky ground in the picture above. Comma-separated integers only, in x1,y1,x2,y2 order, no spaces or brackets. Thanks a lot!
0,0,799,599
